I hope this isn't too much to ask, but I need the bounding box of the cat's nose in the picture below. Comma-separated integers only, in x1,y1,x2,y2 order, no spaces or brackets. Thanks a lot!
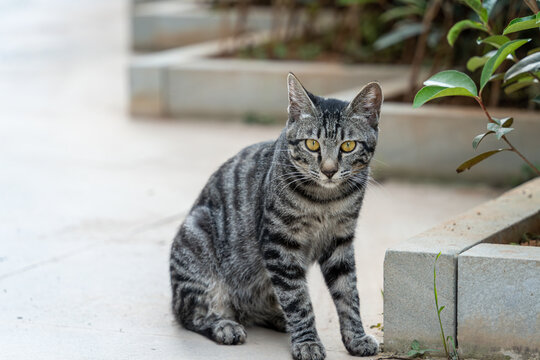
322,168,337,179
321,161,338,179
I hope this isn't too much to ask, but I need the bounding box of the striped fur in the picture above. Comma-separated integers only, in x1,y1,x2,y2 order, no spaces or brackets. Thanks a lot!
170,73,383,359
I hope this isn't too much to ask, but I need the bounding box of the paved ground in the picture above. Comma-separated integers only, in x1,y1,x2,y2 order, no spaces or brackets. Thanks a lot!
0,1,502,359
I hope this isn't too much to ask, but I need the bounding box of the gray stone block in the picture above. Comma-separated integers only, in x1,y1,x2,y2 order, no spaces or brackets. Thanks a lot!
458,243,540,357
132,4,277,51
131,2,335,51
129,65,164,117
384,177,540,353
374,103,540,185
384,249,456,352
164,59,410,119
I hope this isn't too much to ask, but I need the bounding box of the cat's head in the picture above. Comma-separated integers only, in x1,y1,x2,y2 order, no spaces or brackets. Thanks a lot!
285,73,383,189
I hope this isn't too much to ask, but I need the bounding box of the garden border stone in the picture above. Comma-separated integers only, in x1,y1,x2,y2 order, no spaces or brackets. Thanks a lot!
384,177,540,354
458,243,540,358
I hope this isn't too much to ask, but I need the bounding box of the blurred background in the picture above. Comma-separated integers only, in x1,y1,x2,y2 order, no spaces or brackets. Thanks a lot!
0,0,538,359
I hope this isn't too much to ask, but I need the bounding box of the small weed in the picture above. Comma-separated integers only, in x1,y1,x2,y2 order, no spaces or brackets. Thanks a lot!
434,252,460,360
407,340,437,358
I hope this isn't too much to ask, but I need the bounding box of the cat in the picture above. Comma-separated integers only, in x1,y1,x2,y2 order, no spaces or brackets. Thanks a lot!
169,73,382,360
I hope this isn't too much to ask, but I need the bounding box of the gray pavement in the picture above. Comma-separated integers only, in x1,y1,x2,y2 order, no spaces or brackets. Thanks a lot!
0,1,501,359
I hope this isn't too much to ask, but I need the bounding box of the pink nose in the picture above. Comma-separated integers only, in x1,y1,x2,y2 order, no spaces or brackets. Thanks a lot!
322,168,337,179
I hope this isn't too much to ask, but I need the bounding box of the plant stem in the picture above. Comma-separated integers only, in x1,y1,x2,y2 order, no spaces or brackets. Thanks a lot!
523,0,539,13
474,96,540,176
434,254,449,358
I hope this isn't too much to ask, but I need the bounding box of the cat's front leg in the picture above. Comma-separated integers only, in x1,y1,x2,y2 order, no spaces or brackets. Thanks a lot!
318,235,379,357
261,228,326,360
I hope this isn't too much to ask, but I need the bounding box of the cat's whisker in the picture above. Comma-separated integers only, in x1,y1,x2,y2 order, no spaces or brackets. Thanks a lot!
366,175,390,196
371,157,389,167
275,174,309,195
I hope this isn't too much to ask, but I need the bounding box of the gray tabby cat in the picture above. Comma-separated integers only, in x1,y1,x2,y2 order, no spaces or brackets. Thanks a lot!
169,73,383,360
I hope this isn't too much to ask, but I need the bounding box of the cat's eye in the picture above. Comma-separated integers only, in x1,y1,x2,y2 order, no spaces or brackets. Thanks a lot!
341,141,356,153
305,139,320,152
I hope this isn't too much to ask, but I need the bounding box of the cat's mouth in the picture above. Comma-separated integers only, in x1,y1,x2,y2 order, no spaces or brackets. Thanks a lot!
318,178,341,189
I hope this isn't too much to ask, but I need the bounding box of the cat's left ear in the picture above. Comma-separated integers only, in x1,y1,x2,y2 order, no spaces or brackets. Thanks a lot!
345,82,383,129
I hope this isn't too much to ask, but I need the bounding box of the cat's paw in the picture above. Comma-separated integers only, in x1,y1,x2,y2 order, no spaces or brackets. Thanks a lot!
212,319,247,345
344,334,379,357
291,340,326,360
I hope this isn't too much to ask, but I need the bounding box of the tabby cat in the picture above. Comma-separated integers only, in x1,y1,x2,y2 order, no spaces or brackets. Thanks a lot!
169,73,383,359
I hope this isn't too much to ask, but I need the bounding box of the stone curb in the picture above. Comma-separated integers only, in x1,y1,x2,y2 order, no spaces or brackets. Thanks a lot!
458,243,540,357
383,177,540,355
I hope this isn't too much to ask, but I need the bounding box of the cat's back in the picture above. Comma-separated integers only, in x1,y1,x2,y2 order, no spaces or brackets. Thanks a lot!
192,139,276,228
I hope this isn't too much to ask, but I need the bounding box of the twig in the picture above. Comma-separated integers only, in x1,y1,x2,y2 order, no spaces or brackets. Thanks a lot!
523,0,539,13
474,96,540,176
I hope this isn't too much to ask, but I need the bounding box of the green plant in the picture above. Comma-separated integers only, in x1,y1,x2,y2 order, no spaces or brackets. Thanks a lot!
413,1,540,175
433,252,460,360
407,339,438,358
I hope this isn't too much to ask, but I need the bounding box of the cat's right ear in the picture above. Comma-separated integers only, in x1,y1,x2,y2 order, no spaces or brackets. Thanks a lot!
287,73,316,124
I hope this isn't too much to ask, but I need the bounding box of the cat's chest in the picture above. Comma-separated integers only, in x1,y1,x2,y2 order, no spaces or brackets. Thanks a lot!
293,204,357,243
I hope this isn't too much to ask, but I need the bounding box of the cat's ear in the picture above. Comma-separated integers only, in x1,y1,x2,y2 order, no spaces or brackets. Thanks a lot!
345,82,383,129
287,73,317,123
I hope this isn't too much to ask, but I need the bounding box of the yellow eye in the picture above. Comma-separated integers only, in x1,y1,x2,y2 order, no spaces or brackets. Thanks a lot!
305,139,320,152
341,141,356,153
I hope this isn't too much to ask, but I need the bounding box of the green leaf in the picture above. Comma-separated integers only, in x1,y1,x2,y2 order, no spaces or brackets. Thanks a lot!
413,70,478,107
413,86,473,107
472,131,494,149
528,47,540,55
407,350,420,357
495,127,514,139
467,56,488,72
504,75,538,94
447,20,488,46
423,70,478,95
373,23,424,50
504,52,540,82
503,15,540,34
381,6,424,23
438,305,445,315
411,340,420,350
498,117,514,127
480,39,531,90
477,35,510,48
456,149,510,173
467,50,497,71
461,0,488,24
487,121,514,139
